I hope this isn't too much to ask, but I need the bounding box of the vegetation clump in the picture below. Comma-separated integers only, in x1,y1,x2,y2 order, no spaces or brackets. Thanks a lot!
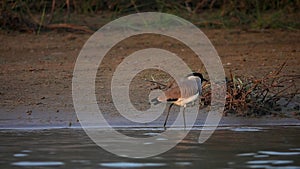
201,61,300,117
1,0,299,32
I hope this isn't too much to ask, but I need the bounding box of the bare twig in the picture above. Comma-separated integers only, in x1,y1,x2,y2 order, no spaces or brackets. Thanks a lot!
45,23,93,33
144,79,167,88
222,60,299,116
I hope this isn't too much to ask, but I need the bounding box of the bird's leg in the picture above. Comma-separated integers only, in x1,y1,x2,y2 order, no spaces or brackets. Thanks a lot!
183,105,186,130
164,103,174,130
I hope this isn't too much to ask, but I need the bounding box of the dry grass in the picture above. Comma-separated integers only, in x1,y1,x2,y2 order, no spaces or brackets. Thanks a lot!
202,60,300,117
1,0,299,32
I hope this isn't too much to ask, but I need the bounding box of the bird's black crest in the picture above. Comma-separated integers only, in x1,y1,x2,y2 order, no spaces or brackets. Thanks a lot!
187,72,208,82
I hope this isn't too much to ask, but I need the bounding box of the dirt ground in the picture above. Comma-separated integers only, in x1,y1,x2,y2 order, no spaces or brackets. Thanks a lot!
0,28,299,127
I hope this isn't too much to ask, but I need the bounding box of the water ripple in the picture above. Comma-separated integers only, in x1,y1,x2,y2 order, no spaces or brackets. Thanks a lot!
230,127,263,132
259,151,300,156
99,162,166,168
247,160,294,165
11,161,64,167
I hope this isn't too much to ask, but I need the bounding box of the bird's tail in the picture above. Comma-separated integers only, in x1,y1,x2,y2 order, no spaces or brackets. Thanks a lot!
151,97,161,105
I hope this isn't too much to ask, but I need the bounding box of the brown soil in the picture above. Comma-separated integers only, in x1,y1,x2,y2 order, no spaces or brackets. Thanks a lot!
0,28,299,127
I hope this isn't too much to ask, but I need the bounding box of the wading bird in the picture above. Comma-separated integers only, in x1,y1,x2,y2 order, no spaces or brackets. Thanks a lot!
151,72,208,129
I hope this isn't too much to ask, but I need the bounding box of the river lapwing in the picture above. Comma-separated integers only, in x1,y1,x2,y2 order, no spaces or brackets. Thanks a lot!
151,72,208,129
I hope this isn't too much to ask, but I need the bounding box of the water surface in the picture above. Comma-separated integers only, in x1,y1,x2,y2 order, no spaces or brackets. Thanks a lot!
0,127,300,169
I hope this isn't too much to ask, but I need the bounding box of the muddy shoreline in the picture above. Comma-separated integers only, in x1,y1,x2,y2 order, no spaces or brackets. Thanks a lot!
0,29,299,128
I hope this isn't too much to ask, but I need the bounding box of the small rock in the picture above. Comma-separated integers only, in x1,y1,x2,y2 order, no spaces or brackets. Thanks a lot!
294,105,300,110
26,110,32,115
66,34,77,41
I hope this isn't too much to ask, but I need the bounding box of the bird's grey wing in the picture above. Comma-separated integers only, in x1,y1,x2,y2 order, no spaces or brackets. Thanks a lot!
158,79,199,101
178,79,199,99
152,77,200,104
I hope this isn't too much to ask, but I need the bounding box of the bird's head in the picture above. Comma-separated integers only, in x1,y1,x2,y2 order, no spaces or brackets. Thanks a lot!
186,72,208,83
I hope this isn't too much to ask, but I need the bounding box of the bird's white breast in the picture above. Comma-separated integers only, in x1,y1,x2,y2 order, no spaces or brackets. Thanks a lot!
174,92,199,106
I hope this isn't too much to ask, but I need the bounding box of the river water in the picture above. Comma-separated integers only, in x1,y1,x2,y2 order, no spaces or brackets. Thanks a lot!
1,126,299,169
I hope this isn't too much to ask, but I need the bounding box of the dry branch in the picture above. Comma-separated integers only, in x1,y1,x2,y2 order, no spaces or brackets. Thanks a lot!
45,23,93,33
